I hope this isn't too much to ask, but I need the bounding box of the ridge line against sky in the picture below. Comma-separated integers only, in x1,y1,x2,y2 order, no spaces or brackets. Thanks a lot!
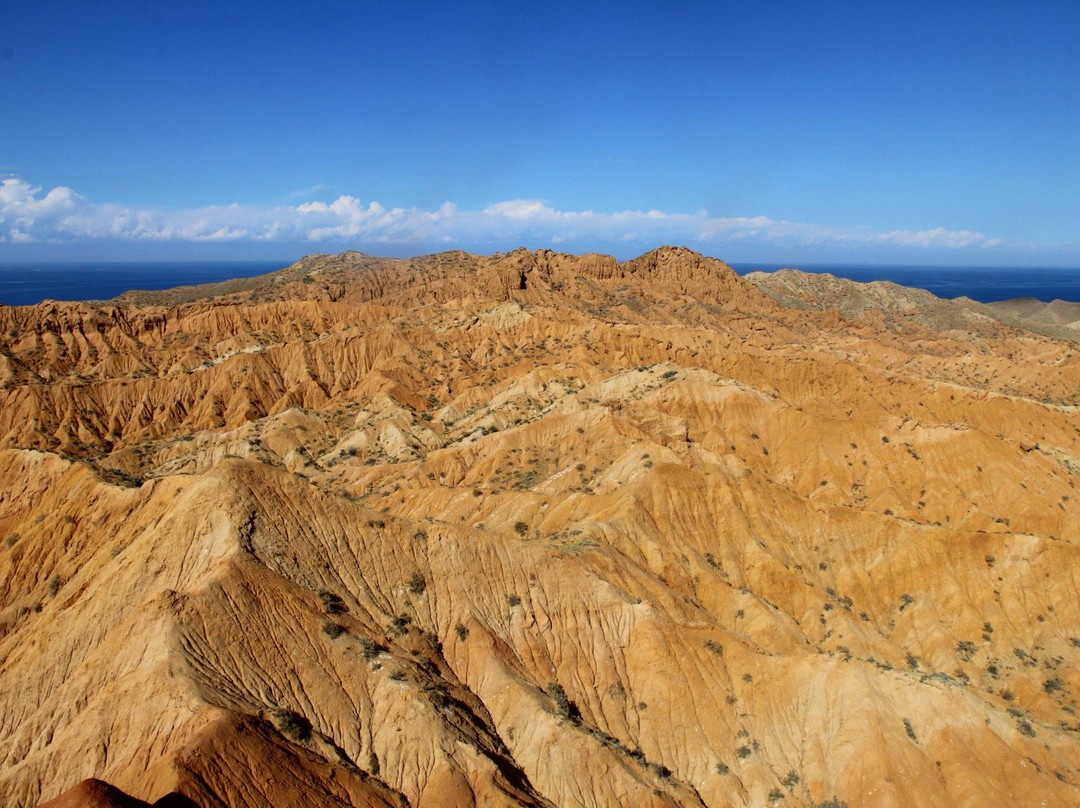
1,177,1076,267
1,0,1078,265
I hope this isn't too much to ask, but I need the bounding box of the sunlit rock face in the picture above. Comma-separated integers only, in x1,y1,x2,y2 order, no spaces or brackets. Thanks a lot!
2,248,1079,808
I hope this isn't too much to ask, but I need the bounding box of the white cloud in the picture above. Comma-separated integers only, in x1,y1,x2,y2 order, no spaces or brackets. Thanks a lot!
0,176,1031,256
286,182,329,198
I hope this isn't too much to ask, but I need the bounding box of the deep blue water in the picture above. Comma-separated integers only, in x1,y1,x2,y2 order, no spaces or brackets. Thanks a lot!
1,260,1078,306
0,261,290,306
731,263,1080,304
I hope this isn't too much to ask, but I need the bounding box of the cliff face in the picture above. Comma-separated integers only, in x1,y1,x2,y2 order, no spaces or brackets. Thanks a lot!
1,248,1079,808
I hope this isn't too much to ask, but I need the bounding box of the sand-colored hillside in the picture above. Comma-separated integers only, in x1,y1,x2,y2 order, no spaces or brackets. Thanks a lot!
2,248,1079,807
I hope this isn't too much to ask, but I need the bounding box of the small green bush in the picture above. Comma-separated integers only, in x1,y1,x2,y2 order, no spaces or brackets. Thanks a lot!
904,718,917,742
318,589,347,615
408,572,426,595
546,682,581,723
273,708,312,742
361,638,386,659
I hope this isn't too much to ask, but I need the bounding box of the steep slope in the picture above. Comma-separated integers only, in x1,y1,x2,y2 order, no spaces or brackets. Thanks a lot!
1,248,1079,807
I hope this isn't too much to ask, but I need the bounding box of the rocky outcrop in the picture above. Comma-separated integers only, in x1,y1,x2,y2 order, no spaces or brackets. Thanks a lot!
0,249,1078,807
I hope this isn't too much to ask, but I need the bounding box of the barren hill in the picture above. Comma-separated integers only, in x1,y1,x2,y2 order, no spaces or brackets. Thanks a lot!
2,248,1080,808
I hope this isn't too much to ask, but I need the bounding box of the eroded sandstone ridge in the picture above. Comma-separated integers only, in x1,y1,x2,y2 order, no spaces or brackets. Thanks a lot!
1,247,1079,807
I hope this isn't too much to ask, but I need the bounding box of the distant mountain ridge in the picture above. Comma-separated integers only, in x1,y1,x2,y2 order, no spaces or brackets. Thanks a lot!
100,248,1080,342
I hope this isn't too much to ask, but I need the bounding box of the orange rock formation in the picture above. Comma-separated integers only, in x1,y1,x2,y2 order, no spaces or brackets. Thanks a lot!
1,247,1078,807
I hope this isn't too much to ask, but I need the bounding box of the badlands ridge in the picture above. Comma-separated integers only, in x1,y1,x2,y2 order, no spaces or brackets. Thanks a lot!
1,247,1079,807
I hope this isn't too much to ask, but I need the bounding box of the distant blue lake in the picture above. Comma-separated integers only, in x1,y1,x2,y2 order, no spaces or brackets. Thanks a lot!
0,261,290,306
731,263,1080,304
0,260,1078,306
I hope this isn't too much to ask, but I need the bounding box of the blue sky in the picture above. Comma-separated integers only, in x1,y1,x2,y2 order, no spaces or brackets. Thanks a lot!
1,0,1077,265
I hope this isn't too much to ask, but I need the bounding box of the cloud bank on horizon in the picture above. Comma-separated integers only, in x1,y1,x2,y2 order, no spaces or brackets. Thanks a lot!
0,177,1063,261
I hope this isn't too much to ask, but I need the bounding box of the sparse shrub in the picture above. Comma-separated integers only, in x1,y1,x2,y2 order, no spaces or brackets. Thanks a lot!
389,670,406,681
389,613,411,635
1017,719,1036,737
769,787,785,803
360,637,386,659
1044,677,1065,695
956,640,976,660
705,639,724,656
736,745,752,759
273,708,312,742
507,593,521,607
408,572,426,595
781,770,800,788
454,622,469,640
816,799,849,808
904,718,917,742
323,621,345,639
715,761,729,775
318,589,347,615
47,575,60,596
4,534,18,548
546,682,581,723
513,521,528,536
1000,689,1015,701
